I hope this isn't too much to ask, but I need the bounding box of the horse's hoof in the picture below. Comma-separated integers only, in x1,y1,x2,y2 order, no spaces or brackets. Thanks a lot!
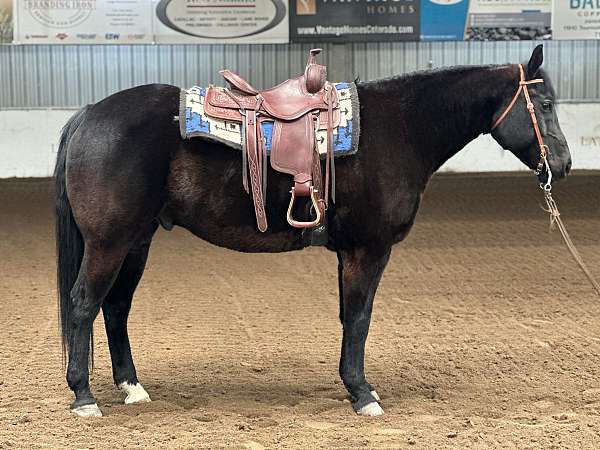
356,402,384,417
370,390,380,402
119,382,151,404
71,403,102,418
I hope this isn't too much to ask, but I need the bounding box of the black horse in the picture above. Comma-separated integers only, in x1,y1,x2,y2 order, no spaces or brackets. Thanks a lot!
55,45,571,417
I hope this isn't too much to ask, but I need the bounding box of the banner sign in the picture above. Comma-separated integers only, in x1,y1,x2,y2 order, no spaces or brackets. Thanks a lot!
10,0,600,44
153,0,289,44
14,0,153,43
0,0,12,43
289,0,420,42
465,0,552,40
553,0,600,40
421,0,469,41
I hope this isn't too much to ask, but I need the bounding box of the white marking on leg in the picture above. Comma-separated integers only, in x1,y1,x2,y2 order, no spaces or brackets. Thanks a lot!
71,403,102,418
119,382,151,404
356,402,384,417
370,390,380,402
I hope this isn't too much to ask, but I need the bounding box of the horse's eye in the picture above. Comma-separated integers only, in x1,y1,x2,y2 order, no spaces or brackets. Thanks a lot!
542,101,553,111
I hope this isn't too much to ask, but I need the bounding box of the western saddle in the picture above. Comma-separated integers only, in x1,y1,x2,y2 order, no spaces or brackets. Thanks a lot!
203,49,340,232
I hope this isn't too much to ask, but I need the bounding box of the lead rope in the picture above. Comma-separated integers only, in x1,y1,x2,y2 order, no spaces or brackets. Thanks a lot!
542,186,600,296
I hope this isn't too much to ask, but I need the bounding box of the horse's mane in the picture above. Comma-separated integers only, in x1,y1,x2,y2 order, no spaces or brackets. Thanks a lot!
358,64,555,100
357,64,501,88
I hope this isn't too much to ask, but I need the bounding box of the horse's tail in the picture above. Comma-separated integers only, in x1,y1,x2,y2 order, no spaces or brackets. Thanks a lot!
55,106,89,366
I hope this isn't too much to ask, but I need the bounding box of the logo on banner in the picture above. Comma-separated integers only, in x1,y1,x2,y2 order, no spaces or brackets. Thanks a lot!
297,0,317,15
76,33,97,40
156,0,287,39
24,0,96,28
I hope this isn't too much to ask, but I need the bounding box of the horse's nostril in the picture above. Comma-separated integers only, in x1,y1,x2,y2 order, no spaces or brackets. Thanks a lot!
566,160,572,174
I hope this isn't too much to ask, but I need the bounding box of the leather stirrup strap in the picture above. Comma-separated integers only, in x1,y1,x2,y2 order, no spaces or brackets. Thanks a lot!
245,107,268,232
311,137,326,217
223,89,250,193
241,125,249,193
324,84,335,206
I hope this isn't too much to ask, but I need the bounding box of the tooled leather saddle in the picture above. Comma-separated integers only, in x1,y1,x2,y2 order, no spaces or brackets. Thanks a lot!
203,49,340,232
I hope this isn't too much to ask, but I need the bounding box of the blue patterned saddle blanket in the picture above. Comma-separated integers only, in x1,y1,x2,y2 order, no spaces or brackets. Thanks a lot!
179,82,360,157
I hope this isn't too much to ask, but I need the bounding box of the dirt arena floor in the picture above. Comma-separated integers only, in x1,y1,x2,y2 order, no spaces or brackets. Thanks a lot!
1,173,599,449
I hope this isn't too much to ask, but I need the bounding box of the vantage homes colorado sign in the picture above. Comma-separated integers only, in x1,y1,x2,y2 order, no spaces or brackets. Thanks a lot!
289,0,420,42
553,0,600,39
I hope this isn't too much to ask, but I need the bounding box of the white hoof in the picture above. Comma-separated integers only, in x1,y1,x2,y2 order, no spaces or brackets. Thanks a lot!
356,402,385,417
119,382,151,405
370,390,380,402
71,403,102,418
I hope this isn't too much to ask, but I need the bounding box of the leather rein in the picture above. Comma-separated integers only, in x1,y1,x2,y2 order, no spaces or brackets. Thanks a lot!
492,64,600,296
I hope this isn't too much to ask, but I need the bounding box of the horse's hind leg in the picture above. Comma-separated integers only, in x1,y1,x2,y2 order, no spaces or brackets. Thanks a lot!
102,227,156,405
67,243,130,417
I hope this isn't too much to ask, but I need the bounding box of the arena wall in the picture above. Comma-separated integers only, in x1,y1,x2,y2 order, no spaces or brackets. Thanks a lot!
0,103,598,178
0,41,598,177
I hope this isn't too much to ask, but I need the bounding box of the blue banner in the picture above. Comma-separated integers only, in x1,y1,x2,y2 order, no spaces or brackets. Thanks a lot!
421,0,469,41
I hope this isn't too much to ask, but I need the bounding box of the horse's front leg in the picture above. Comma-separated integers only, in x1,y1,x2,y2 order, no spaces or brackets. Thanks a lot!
337,246,391,416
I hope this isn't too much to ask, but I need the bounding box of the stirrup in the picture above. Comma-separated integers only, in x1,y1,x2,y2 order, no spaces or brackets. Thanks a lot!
287,186,322,228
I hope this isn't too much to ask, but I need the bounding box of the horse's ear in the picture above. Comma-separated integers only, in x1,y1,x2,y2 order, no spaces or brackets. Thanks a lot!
527,44,543,79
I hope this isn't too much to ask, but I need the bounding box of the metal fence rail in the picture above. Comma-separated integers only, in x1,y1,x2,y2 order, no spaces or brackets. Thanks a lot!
0,40,598,108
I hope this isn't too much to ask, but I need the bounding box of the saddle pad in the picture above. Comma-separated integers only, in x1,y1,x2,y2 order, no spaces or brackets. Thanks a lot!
179,82,360,157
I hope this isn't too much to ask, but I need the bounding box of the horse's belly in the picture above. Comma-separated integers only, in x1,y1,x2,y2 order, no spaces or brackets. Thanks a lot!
165,141,320,253
170,215,308,254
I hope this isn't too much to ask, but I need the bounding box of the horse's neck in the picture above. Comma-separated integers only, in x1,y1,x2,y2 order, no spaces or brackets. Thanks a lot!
387,65,514,180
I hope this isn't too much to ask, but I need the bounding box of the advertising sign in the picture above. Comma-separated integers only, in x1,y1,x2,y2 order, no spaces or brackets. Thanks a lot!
553,0,600,39
465,0,552,40
0,0,12,43
153,0,289,44
421,0,469,41
14,0,153,44
289,0,420,42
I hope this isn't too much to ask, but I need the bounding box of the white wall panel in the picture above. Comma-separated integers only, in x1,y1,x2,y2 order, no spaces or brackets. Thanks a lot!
0,104,597,178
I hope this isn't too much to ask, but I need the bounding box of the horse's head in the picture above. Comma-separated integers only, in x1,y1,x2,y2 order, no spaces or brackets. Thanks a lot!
491,45,572,184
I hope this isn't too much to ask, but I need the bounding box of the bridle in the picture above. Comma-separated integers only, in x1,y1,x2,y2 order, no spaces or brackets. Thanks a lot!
491,64,552,192
492,65,600,296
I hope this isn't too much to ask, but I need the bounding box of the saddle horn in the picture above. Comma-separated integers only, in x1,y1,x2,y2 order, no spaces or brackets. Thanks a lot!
305,48,327,94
